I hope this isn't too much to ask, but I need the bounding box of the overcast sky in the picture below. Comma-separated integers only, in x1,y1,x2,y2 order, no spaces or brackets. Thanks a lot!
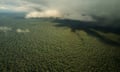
0,0,120,20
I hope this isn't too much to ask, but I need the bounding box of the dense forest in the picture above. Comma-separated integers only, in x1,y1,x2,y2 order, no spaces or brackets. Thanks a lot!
0,13,120,72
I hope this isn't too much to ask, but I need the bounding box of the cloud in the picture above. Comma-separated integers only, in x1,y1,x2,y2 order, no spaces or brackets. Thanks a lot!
0,26,30,33
25,0,120,21
25,9,62,18
27,0,120,16
0,26,12,32
0,0,120,21
0,5,31,12
16,28,30,33
0,6,8,9
0,0,43,12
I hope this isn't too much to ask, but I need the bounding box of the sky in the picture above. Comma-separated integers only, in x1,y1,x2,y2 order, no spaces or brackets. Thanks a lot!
0,0,120,20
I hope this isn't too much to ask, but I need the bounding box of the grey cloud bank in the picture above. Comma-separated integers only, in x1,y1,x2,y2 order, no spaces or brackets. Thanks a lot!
0,0,120,20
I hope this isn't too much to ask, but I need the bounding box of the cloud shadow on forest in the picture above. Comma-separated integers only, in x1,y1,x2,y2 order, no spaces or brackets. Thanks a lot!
52,16,120,46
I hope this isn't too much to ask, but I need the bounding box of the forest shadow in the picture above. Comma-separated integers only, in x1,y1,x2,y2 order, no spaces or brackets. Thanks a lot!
52,17,120,46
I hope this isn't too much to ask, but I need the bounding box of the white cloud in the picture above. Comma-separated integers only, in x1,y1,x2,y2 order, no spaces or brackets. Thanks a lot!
0,26,12,32
25,9,62,18
16,28,30,33
0,6,8,9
